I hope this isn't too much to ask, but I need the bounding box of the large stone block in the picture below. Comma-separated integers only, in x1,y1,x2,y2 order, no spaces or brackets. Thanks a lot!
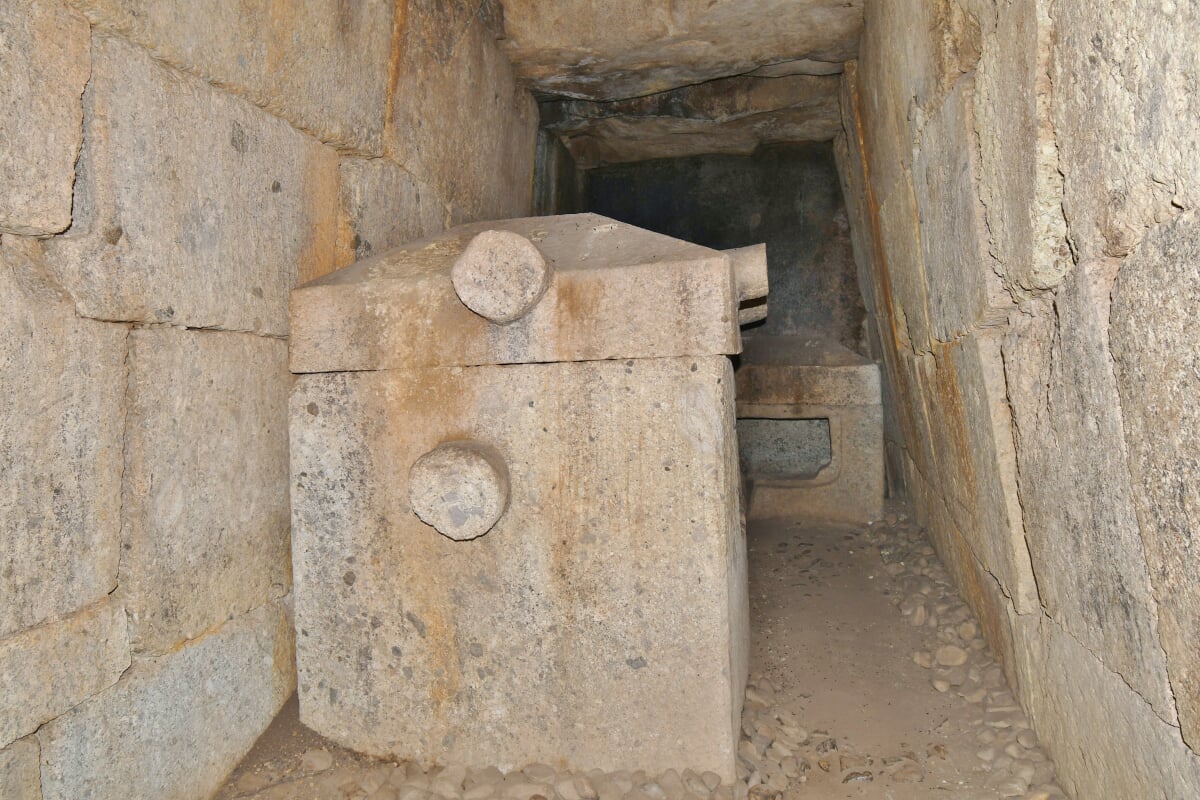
291,356,747,778
0,239,125,637
1111,209,1200,748
1004,261,1176,723
69,0,395,154
1010,612,1200,799
336,157,448,270
385,0,537,223
912,77,1011,341
0,737,41,800
122,327,291,655
38,599,294,800
974,0,1070,292
1052,0,1199,261
876,173,933,351
45,35,338,335
0,0,89,235
0,599,129,747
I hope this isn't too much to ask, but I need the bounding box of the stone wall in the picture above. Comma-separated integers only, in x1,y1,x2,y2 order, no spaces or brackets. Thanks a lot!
0,1,537,797
837,0,1200,796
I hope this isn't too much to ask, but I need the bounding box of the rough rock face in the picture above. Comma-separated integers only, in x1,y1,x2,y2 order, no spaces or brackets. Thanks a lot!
500,0,862,101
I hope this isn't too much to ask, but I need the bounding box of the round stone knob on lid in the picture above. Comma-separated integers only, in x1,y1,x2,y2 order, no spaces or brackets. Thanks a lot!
451,230,552,323
408,441,510,541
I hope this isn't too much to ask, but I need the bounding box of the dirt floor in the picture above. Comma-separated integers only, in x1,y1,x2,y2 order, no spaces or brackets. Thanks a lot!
216,509,1066,800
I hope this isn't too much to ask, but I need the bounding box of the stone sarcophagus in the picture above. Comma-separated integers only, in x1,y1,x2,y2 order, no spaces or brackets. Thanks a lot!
288,214,759,778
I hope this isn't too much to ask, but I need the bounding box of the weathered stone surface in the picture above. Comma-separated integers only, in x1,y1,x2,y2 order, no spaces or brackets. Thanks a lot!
1111,210,1200,747
0,240,125,638
0,0,89,235
45,35,338,336
290,214,741,373
500,0,862,101
1010,612,1200,799
876,172,932,351
408,441,511,542
735,333,878,407
974,0,1070,292
122,328,291,655
1004,261,1176,722
911,77,1010,341
1052,0,1199,261
336,158,446,269
38,599,294,800
0,599,129,747
291,357,746,778
542,75,842,168
69,0,395,154
0,737,41,800
452,230,553,323
385,1,537,224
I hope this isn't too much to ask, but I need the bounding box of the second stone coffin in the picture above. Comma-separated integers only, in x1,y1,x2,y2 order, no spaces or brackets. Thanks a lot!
289,215,750,779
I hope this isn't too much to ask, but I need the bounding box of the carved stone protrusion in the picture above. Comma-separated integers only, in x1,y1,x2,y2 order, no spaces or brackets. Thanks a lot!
408,441,511,541
451,230,552,323
726,244,769,325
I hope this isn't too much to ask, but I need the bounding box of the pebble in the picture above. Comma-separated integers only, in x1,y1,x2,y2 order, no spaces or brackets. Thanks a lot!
913,650,934,669
934,644,969,667
300,748,334,772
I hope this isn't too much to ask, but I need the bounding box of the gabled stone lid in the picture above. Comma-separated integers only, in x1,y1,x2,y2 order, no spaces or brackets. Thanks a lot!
290,213,752,373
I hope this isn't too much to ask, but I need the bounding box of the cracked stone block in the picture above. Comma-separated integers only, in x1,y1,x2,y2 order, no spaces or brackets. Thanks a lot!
1005,261,1176,724
0,598,130,748
0,0,89,235
0,239,125,638
121,327,291,655
70,0,395,154
38,598,295,800
290,356,746,779
1111,210,1200,748
0,736,41,800
44,35,338,335
385,0,537,223
336,157,447,269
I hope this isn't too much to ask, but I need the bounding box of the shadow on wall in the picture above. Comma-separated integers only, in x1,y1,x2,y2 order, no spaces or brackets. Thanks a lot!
583,142,866,353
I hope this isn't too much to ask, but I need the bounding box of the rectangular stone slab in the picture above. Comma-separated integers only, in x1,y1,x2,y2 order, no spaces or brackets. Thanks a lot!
290,356,747,778
289,214,740,372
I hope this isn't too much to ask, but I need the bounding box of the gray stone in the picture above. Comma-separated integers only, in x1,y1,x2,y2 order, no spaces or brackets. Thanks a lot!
291,357,746,778
385,1,537,225
0,0,89,235
44,35,338,336
408,441,512,542
0,737,41,800
1052,0,1199,261
337,158,447,269
122,328,291,655
69,0,395,154
0,598,129,747
0,240,126,637
499,0,862,101
452,231,553,324
38,598,295,800
1004,260,1176,723
1110,209,1200,747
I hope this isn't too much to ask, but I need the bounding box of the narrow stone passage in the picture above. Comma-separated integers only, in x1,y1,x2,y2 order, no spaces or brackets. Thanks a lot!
217,508,1070,800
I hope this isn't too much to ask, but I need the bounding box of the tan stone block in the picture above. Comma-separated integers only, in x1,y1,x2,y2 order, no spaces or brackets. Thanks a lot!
290,357,746,778
1111,210,1200,747
122,328,291,655
385,1,537,223
69,0,395,154
912,77,1012,340
38,599,295,800
1005,262,1176,723
1052,0,1199,261
876,173,933,351
0,240,125,637
0,599,130,747
336,157,448,269
290,214,741,374
1009,612,1200,799
0,736,41,800
44,35,338,335
0,0,89,235
735,333,880,407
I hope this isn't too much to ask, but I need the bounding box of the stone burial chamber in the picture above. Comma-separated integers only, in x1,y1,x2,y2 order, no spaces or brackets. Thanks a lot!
287,213,769,779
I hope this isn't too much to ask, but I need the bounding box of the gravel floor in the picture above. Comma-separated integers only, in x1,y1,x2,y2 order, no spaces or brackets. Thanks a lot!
216,507,1068,800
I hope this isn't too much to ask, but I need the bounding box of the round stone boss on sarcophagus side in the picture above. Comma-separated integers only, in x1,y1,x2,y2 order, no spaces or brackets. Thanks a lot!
288,214,764,779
